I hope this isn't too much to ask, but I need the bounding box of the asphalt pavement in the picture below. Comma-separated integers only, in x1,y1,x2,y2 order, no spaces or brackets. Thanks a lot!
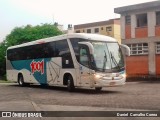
0,81,160,120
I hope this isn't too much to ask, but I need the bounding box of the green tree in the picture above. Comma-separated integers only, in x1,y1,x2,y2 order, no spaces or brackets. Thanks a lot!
0,41,7,77
5,23,63,46
0,23,63,78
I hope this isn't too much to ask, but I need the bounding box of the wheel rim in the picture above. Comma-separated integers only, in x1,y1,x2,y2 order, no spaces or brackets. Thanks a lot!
20,79,22,85
19,77,23,85
67,79,71,88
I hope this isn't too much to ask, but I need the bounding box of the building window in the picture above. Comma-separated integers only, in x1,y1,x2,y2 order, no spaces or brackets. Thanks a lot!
76,30,80,33
125,15,131,25
156,11,160,25
101,27,103,30
136,13,147,27
106,26,112,31
94,28,99,33
156,42,160,54
127,43,148,55
87,29,91,33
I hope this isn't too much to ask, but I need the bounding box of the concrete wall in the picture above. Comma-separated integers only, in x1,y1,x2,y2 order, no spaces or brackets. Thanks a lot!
148,42,156,75
148,11,156,37
113,24,121,43
131,14,136,38
120,15,125,39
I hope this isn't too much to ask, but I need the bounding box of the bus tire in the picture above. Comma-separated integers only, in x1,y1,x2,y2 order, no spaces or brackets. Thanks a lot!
67,76,75,92
41,84,48,88
95,87,102,91
18,75,25,87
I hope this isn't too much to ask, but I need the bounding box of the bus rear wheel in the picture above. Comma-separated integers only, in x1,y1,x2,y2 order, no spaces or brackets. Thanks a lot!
67,76,75,92
18,75,26,87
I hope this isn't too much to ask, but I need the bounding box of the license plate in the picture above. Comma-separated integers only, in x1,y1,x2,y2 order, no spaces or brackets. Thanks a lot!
110,82,115,86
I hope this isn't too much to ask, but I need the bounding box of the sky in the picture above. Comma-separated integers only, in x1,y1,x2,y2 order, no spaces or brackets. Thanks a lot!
0,0,154,42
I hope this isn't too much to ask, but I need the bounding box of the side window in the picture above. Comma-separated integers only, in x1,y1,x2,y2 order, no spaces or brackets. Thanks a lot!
10,48,20,60
7,49,13,60
80,46,89,67
94,28,99,33
136,13,147,27
87,29,91,33
23,44,45,59
125,15,131,25
156,11,160,25
26,46,33,59
7,47,27,61
55,40,68,57
70,38,86,62
70,39,80,61
32,44,45,59
47,42,55,58
75,30,80,33
56,40,74,68
19,47,27,60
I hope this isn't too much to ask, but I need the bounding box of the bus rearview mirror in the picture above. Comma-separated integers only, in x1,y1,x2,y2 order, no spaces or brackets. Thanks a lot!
120,44,130,56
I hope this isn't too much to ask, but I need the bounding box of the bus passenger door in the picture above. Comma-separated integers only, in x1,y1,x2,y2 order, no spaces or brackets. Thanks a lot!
79,45,92,87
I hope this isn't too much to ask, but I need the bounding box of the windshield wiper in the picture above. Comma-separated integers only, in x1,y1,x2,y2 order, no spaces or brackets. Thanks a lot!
102,50,108,72
110,52,121,70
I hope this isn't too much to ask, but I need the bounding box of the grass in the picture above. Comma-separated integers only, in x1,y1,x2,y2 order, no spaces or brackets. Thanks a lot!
0,80,13,83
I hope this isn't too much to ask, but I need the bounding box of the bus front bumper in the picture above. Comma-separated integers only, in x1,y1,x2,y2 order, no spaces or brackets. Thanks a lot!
94,77,126,87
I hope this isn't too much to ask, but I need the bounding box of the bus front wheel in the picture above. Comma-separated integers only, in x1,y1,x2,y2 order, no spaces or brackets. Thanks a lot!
67,76,75,92
18,75,25,87
95,87,102,91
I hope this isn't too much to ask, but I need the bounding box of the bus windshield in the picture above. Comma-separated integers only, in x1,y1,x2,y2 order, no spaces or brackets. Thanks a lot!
91,42,124,72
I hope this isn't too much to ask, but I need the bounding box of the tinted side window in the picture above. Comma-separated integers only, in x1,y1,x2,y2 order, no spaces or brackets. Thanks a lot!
7,49,14,60
56,40,74,68
19,47,27,60
46,42,55,58
80,46,89,67
55,40,68,57
7,49,11,60
70,38,87,62
7,43,46,60
23,44,45,60
7,48,22,61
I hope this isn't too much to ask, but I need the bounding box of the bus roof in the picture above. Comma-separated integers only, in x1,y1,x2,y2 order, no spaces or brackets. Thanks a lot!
7,33,117,50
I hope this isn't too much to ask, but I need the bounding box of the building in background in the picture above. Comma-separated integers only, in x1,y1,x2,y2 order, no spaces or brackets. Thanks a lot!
74,19,121,43
62,24,74,34
114,1,160,77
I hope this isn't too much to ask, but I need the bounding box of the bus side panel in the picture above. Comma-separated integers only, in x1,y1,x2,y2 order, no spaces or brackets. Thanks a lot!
19,69,39,84
46,57,77,86
7,58,52,84
6,59,18,82
46,57,62,85
58,69,77,86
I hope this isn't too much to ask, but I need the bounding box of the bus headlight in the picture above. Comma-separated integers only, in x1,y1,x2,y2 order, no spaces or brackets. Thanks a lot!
95,74,102,79
121,74,126,78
